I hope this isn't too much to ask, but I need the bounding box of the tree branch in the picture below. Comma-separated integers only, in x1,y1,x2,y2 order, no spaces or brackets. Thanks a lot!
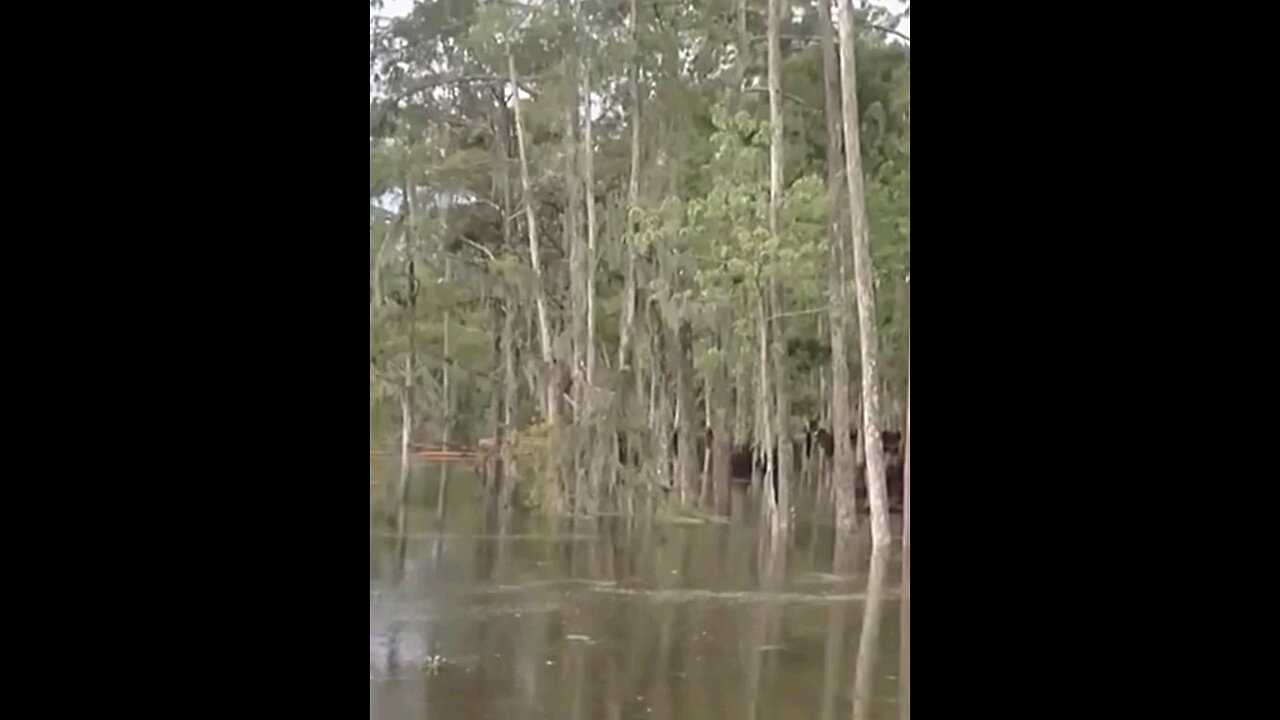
392,75,539,103
743,86,817,111
768,306,828,321
868,23,910,44
460,236,497,261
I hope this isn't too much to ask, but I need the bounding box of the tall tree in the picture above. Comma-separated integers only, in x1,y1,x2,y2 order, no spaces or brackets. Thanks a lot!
837,0,892,546
766,0,792,531
818,0,859,532
507,48,558,424
904,300,910,549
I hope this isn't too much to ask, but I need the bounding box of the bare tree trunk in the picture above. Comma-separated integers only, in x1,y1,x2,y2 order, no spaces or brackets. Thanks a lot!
580,54,603,514
653,336,673,503
674,321,697,502
613,0,642,513
496,93,518,509
836,0,891,547
563,0,585,431
903,320,910,550
565,53,587,511
496,92,520,511
732,0,750,107
617,0,641,373
438,253,451,519
398,382,412,509
732,341,751,450
754,284,776,518
508,50,558,423
819,0,859,533
708,324,731,511
582,60,598,390
766,0,789,531
371,222,393,311
501,296,518,512
397,185,419,514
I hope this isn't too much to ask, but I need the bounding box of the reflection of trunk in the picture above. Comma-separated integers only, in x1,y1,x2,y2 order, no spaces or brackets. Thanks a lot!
836,0,891,546
832,522,861,578
568,636,586,720
819,0,858,533
606,639,622,720
900,546,910,720
508,49,557,423
746,532,786,720
852,545,889,720
819,589,847,720
514,609,547,720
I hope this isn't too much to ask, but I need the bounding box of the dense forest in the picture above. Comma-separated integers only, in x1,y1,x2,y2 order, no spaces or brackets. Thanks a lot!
369,0,909,547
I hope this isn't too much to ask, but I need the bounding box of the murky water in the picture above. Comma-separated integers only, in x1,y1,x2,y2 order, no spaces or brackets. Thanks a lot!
370,460,909,720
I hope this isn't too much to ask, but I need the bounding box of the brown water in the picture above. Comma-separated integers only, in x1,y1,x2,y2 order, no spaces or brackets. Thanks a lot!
370,460,909,720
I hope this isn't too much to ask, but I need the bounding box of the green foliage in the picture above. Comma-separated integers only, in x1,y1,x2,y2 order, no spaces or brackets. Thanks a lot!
509,422,565,512
370,0,910,457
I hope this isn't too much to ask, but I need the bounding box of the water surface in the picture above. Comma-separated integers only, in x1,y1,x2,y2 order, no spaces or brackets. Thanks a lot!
370,460,909,720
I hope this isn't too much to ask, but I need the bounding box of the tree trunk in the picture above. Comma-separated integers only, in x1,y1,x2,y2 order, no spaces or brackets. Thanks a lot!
438,253,451,519
497,92,519,512
754,284,775,518
501,294,518,512
397,184,419,514
582,60,598,390
674,321,697,502
398,382,412,510
563,0,585,432
732,0,750,108
614,0,642,512
493,91,517,507
766,0,790,531
617,0,641,373
564,36,587,511
507,50,558,424
903,299,910,550
819,0,859,533
836,0,891,547
709,323,731,511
